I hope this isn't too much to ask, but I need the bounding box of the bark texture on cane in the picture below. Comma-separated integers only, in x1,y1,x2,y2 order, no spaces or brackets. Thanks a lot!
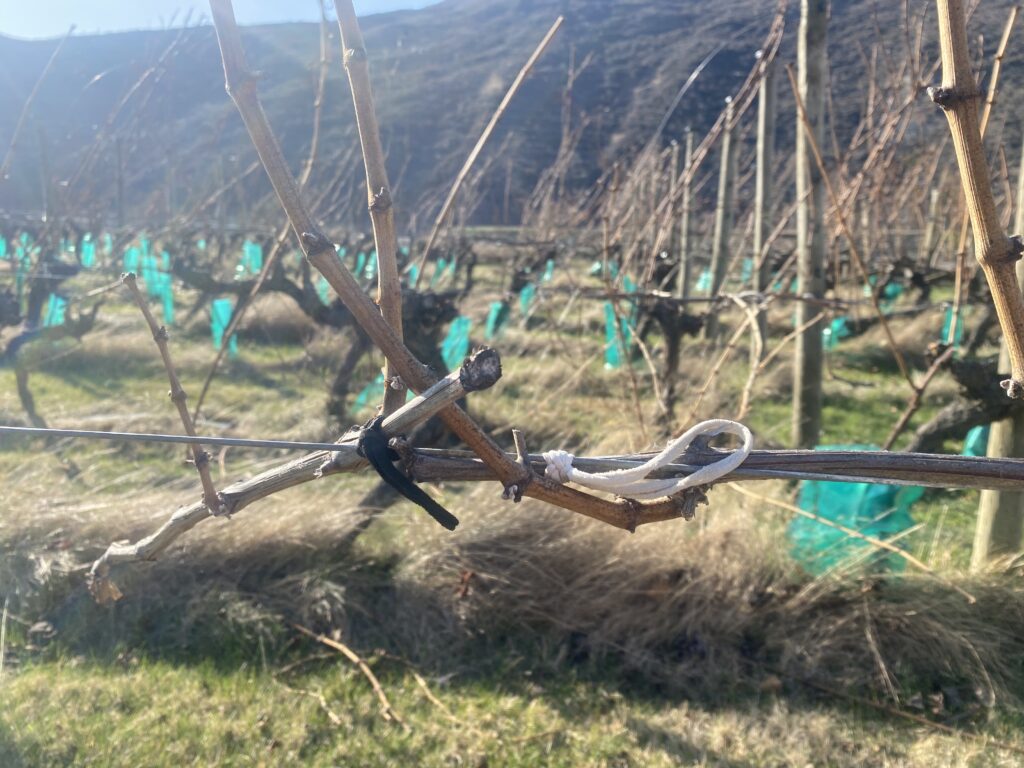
208,0,697,532
336,0,405,415
931,0,1024,398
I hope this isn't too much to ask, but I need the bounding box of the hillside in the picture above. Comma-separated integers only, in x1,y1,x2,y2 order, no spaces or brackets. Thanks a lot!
0,0,1021,230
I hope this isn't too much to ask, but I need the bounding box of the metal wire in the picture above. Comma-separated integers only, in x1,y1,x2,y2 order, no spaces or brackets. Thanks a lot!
0,425,347,453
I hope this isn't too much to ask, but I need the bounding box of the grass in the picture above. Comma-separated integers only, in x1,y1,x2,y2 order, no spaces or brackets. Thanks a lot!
5,658,1024,767
1,260,1022,766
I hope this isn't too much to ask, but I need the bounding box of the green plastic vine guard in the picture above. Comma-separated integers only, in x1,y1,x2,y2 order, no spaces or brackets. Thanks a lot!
603,302,624,368
123,246,141,274
941,306,965,347
355,252,367,279
484,300,510,340
142,256,160,299
316,275,331,305
157,273,174,326
80,234,96,268
696,268,712,293
741,257,753,284
102,233,113,256
211,298,238,357
353,372,385,414
237,239,263,278
962,424,990,457
43,294,67,327
823,316,851,350
431,257,448,288
441,316,472,372
519,283,537,316
604,276,639,369
14,247,28,302
772,276,798,293
365,250,378,281
623,275,638,322
542,259,555,283
0,236,7,260
589,260,621,280
788,445,921,574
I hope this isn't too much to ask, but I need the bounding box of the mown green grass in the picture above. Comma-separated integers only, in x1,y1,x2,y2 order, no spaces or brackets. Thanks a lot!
5,657,1022,767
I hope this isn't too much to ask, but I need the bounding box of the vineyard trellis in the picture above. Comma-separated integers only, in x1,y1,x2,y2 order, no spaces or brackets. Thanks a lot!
4,0,1024,604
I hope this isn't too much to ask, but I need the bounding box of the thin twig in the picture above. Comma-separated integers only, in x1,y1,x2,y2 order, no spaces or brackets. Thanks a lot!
191,2,332,422
273,678,344,726
208,0,713,532
0,26,74,178
122,272,224,516
862,599,900,705
756,312,826,373
882,345,956,450
412,16,564,282
687,315,753,422
293,624,406,728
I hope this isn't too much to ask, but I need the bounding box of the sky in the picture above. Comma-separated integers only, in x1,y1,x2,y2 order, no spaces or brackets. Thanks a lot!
0,0,440,40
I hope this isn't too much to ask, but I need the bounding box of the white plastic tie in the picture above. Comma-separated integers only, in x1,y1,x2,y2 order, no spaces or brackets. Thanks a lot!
542,419,753,501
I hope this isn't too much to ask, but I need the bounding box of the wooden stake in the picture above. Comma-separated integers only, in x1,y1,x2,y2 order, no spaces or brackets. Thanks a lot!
753,53,777,355
793,0,828,448
675,127,694,300
705,98,737,341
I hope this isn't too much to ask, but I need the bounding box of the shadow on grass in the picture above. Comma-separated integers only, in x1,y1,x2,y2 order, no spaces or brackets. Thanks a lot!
5,505,1021,741
0,722,33,768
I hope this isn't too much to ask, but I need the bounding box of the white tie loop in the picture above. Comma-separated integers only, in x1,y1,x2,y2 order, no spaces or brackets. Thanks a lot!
541,419,752,501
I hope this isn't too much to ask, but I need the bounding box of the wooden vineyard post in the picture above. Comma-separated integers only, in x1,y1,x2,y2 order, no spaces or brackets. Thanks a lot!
675,127,694,301
669,138,680,264
972,135,1024,570
753,52,777,359
115,136,125,227
704,98,736,341
793,0,828,449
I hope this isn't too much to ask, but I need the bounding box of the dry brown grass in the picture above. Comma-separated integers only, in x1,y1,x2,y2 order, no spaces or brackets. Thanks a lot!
399,482,1024,708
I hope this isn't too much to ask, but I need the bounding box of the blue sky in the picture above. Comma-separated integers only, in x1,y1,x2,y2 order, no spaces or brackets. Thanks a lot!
0,1,440,40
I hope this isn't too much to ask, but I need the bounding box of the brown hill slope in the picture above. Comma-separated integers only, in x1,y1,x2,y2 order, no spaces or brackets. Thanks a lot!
0,0,1020,230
